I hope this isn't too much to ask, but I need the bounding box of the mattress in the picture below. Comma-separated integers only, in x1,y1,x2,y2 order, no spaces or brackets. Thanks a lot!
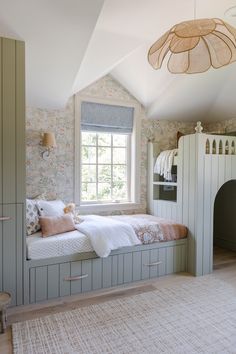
110,214,187,244
26,230,93,260
27,214,187,260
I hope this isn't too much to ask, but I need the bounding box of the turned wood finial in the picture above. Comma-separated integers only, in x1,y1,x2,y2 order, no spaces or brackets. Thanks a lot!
195,121,203,133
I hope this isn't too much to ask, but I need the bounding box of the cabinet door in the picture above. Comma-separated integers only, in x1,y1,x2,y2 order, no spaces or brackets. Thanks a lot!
2,38,16,204
1,204,23,306
0,37,25,204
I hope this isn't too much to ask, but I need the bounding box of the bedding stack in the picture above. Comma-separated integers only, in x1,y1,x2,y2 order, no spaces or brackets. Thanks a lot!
154,149,178,181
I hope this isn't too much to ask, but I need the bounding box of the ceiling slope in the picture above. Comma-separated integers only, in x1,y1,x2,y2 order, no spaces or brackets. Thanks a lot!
0,0,104,109
77,0,236,122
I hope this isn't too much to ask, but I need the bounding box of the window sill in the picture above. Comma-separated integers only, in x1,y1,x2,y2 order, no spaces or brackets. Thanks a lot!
78,202,141,214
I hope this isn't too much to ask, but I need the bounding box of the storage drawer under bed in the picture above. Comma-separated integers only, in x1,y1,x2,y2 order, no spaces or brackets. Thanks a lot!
27,241,187,304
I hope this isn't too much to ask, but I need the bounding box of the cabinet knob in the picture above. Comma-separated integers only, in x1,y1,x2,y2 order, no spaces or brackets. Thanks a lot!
0,217,11,221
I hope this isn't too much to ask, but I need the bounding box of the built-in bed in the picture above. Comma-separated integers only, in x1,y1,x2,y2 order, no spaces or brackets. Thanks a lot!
24,214,187,304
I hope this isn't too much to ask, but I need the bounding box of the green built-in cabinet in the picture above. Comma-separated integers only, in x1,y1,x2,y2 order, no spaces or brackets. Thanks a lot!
0,37,25,306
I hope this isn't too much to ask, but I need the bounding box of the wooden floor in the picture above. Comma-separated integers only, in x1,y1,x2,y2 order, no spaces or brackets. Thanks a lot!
1,246,236,354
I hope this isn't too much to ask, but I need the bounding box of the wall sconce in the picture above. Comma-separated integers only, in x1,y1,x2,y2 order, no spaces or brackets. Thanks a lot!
41,132,56,160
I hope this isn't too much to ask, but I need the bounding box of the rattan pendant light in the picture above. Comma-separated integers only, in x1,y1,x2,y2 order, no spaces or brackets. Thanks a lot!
148,17,236,74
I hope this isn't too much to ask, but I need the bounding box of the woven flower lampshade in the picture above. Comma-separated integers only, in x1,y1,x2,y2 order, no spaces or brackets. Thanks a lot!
148,18,236,74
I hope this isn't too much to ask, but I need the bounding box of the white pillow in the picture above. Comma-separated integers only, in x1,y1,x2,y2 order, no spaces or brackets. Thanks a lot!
37,200,65,217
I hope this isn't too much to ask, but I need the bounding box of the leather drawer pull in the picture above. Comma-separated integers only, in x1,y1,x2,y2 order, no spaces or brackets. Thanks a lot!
143,261,162,267
0,217,11,221
64,274,88,281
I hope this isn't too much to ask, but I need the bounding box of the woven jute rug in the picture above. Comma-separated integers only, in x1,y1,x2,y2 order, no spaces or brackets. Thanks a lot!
12,276,236,354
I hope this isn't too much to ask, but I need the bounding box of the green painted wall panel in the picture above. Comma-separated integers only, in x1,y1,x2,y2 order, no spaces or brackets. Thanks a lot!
0,205,2,291
0,39,2,204
15,40,25,204
16,204,23,305
2,204,17,306
2,38,16,204
0,37,25,306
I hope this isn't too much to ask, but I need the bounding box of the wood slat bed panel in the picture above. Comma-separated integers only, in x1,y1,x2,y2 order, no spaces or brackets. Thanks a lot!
59,263,70,297
82,260,92,293
92,258,102,290
141,250,150,280
48,264,59,300
70,261,82,295
35,267,47,302
132,251,142,281
29,268,36,304
124,253,133,283
117,254,124,285
102,257,112,288
26,240,187,304
149,249,159,278
111,255,118,287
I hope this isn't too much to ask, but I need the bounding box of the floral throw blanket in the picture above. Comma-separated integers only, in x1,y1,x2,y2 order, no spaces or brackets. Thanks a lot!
109,214,187,244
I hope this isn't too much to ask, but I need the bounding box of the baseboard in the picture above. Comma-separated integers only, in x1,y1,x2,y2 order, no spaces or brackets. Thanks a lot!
214,238,236,251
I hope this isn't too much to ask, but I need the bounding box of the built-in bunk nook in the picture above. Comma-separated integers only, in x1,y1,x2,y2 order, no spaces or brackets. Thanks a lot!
148,133,236,276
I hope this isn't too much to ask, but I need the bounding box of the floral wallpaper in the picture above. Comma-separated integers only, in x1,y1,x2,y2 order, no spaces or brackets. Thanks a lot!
205,118,236,134
26,98,75,202
26,75,197,214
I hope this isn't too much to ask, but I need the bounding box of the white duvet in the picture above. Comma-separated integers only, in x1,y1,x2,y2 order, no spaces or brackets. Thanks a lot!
76,215,141,257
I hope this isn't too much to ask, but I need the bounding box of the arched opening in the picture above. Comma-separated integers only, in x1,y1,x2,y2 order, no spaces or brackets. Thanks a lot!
214,180,236,268
212,140,216,154
231,141,235,155
225,140,229,155
205,139,210,154
219,140,223,154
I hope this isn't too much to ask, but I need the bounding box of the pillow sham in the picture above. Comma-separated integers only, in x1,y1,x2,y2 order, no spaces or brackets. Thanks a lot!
39,214,76,237
26,199,41,236
37,199,65,217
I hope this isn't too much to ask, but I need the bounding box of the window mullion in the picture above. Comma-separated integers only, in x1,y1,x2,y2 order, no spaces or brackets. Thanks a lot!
127,135,131,202
111,135,113,200
96,133,98,200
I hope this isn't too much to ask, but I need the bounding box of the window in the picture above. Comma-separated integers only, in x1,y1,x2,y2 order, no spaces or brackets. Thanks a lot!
81,132,130,203
75,97,141,211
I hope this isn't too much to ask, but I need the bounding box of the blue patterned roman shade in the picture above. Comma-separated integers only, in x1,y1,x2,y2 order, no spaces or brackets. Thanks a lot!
81,101,134,134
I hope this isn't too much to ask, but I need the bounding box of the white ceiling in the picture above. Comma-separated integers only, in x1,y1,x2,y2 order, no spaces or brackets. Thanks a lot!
0,0,104,109
1,0,236,121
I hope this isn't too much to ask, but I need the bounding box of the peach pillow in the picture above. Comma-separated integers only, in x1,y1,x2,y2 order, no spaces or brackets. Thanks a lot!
39,214,76,238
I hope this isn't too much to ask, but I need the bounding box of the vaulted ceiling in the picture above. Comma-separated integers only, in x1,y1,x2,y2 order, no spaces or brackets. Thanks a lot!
1,0,236,122
0,0,104,108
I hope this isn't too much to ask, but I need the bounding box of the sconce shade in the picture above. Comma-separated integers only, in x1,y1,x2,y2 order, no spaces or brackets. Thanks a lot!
42,132,56,148
148,18,236,74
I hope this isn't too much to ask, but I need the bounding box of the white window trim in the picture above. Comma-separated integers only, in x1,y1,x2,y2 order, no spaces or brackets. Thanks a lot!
74,94,141,213
80,133,131,204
